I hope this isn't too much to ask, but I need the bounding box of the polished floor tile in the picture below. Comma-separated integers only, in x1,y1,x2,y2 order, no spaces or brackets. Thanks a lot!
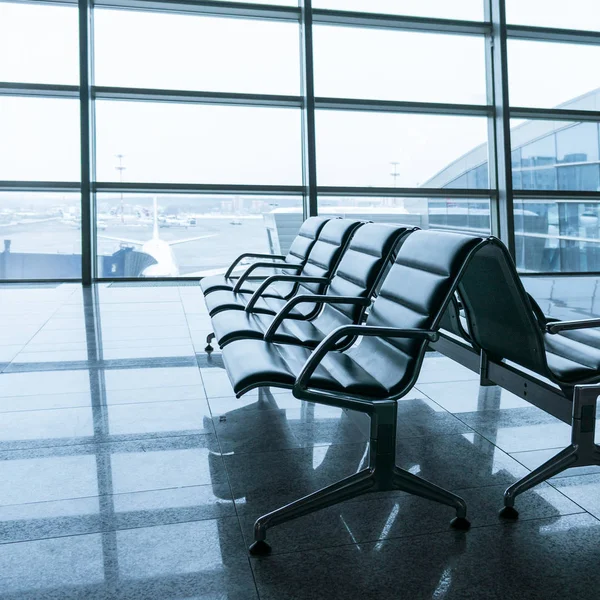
4,282,600,600
251,513,600,600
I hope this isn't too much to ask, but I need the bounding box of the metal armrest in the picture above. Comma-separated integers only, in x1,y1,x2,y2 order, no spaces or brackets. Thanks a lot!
294,325,438,394
547,318,600,334
264,295,370,341
245,276,328,311
224,252,286,278
233,262,302,292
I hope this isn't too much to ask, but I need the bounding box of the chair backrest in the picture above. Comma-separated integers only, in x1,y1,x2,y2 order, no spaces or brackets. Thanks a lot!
457,237,550,377
318,223,415,325
297,219,364,295
347,230,486,397
283,216,331,271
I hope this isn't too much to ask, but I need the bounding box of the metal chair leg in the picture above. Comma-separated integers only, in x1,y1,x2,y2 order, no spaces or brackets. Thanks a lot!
249,469,376,556
392,467,470,529
500,445,578,519
205,332,215,353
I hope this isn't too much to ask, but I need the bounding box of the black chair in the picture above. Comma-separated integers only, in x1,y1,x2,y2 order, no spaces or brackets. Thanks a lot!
452,237,600,519
204,218,364,360
208,223,414,350
221,229,488,554
200,216,330,296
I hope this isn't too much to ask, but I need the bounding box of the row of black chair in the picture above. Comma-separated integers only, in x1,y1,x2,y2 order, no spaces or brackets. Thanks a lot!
202,218,600,555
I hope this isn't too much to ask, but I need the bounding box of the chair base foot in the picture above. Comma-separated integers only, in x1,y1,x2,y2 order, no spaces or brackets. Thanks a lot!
499,506,519,520
450,516,471,531
249,540,272,556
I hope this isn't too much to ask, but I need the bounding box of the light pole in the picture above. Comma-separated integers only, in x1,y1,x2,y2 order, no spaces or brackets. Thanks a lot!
115,154,126,224
390,161,400,187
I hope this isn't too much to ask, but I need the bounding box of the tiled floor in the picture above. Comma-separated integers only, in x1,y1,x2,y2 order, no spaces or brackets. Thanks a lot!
2,283,600,599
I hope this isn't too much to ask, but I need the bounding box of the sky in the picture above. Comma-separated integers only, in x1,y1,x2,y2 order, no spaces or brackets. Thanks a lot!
1,0,600,189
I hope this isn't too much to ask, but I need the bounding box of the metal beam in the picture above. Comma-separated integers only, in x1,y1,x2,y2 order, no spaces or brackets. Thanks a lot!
79,0,94,285
315,97,491,116
0,181,80,192
487,0,515,257
0,83,79,98
94,182,304,195
507,24,600,46
312,9,489,36
299,0,318,218
93,0,300,21
93,86,302,107
317,186,493,199
510,106,600,122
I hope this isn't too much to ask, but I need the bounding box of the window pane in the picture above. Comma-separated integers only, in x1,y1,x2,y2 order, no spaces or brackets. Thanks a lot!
312,0,484,21
506,0,600,31
317,196,491,235
0,98,80,181
0,192,81,280
0,2,78,85
95,102,302,184
314,27,486,104
523,274,600,318
511,120,600,192
508,40,600,109
96,194,302,278
94,10,300,95
515,199,600,273
316,111,488,188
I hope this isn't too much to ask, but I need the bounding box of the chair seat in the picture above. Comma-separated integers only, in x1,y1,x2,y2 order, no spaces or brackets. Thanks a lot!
205,289,288,316
211,306,348,348
222,339,389,398
545,330,600,384
200,275,260,295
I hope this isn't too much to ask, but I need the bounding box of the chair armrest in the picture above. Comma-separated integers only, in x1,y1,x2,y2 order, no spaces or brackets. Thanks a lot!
245,276,328,311
294,325,438,394
233,262,302,292
264,295,370,341
224,253,286,278
546,318,600,334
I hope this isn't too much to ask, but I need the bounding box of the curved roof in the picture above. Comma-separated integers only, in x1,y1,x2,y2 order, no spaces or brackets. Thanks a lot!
423,88,600,188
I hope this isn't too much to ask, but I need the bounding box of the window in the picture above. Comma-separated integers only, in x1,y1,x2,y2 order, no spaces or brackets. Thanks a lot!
95,194,302,278
313,27,486,104
94,10,301,95
0,2,78,85
0,97,80,182
515,199,600,273
312,0,485,21
0,192,81,280
95,102,302,185
508,40,600,110
506,0,600,31
316,111,488,188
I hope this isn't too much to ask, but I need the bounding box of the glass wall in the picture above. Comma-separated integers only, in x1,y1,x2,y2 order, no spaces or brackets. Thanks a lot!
1,0,600,280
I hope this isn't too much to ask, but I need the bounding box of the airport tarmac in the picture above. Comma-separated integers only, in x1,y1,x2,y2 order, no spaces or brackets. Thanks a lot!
0,216,271,277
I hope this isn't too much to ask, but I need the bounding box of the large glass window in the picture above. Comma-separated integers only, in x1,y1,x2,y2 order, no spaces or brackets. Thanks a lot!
316,111,489,188
0,97,80,182
313,27,486,104
95,102,302,185
506,0,600,31
95,194,302,278
508,40,600,110
317,196,491,235
0,2,78,85
511,120,600,192
515,199,600,273
312,0,485,21
0,192,81,280
94,10,301,95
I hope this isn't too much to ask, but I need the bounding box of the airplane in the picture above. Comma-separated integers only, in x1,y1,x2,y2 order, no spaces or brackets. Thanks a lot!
99,197,217,277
